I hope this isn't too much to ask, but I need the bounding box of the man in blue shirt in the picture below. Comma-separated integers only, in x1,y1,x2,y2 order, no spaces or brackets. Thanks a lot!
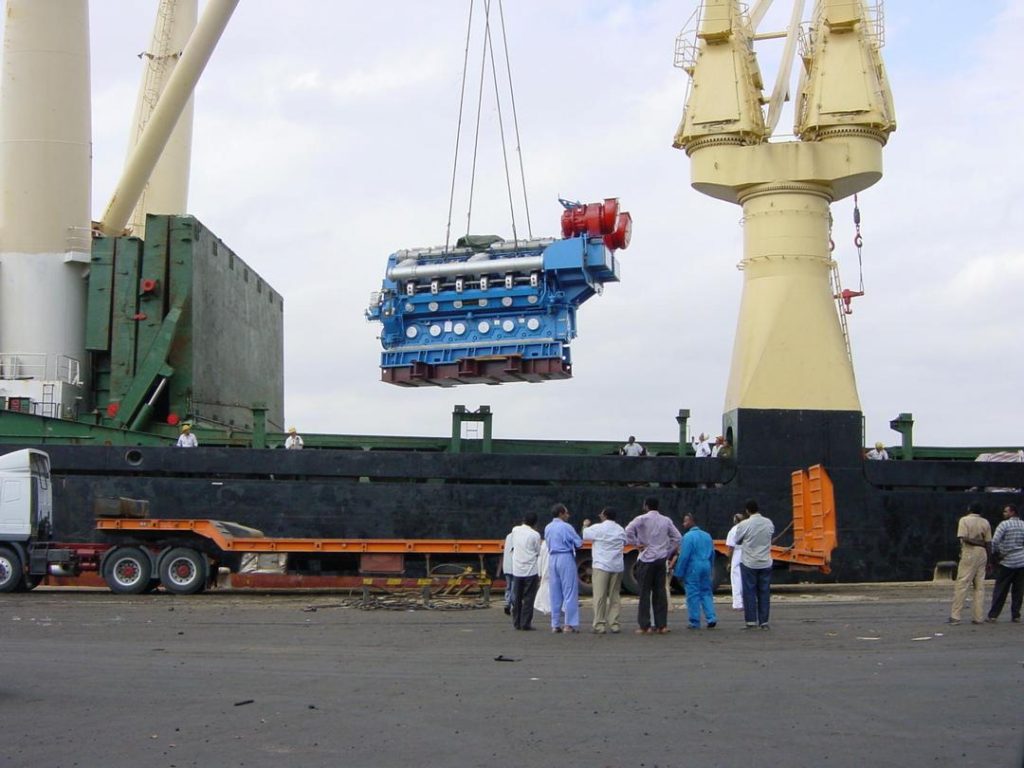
674,513,718,629
544,503,583,633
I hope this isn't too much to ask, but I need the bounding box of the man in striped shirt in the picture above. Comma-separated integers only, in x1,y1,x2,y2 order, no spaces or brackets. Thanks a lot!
986,504,1024,623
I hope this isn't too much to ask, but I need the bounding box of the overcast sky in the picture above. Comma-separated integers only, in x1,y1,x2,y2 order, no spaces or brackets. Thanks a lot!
75,1,1024,448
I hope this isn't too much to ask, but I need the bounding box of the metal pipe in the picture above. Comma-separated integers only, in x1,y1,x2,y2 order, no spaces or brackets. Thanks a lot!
387,255,543,281
128,376,169,432
98,0,239,236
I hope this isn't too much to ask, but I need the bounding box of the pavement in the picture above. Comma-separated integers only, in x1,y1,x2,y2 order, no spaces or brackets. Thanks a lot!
1,582,1021,768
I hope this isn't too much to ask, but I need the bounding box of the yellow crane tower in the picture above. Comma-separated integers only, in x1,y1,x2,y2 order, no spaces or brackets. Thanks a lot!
674,0,896,461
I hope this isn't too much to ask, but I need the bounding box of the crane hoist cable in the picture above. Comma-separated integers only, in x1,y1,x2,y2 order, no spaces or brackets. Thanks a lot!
852,193,865,294
829,195,867,314
443,0,532,253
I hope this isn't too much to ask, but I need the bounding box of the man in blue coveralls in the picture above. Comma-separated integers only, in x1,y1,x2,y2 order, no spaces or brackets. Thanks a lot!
674,513,718,629
544,503,583,633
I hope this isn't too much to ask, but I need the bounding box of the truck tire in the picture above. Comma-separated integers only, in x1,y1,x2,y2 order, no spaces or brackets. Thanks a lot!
103,547,153,594
621,550,640,595
159,548,208,595
576,555,594,597
0,546,24,592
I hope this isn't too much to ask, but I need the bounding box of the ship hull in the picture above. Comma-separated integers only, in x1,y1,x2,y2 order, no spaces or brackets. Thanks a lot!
15,443,1022,583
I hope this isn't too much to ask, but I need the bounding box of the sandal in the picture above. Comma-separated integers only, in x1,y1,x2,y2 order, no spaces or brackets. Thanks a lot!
656,627,671,634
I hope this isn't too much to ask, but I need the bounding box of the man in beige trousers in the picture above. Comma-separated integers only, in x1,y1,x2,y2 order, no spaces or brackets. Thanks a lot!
582,508,627,634
948,502,992,625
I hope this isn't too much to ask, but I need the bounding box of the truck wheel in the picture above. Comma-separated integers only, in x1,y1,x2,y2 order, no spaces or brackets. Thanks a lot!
103,547,153,594
159,548,208,595
0,546,24,593
621,551,640,595
576,556,594,597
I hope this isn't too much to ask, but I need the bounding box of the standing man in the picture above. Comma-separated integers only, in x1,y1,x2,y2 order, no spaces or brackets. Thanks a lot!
175,424,198,448
544,504,583,633
734,499,774,629
948,501,992,625
987,504,1024,623
692,433,712,458
285,427,304,450
725,512,747,611
674,513,718,629
582,508,627,634
620,436,646,457
865,442,889,460
501,528,515,615
508,512,542,631
624,496,681,635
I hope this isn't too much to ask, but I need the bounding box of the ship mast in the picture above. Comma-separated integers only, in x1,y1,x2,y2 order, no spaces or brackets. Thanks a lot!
674,0,895,457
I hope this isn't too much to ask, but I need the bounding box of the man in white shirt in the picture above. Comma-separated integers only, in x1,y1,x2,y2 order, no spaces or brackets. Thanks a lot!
285,427,304,450
620,436,645,457
724,512,747,610
865,442,889,460
508,512,542,631
692,433,712,458
501,531,514,615
175,424,198,448
582,508,627,634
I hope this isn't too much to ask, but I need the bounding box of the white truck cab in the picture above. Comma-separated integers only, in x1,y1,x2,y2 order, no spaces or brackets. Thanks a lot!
0,449,55,590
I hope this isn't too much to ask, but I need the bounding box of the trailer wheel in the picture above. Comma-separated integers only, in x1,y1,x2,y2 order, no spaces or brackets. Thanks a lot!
159,548,208,595
0,546,24,593
103,547,153,594
576,555,594,597
621,551,640,595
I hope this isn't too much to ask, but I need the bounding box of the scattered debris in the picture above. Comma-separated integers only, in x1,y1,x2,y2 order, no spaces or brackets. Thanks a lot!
234,699,255,707
303,595,488,612
493,655,518,662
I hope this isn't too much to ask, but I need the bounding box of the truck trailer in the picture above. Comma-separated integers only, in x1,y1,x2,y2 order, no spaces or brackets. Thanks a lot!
0,449,836,596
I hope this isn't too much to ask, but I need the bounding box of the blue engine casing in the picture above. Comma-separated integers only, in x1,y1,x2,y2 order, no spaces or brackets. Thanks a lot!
366,230,620,386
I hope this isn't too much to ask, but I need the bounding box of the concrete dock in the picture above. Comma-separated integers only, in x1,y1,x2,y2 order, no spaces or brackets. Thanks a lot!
1,583,1020,767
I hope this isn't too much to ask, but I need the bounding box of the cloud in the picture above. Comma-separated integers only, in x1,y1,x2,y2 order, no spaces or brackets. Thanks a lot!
6,0,1021,449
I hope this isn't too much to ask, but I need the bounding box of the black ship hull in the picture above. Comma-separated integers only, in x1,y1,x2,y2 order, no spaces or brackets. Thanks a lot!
15,441,1022,583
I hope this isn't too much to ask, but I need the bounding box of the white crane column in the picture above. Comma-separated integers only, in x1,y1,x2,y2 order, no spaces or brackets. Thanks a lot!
0,0,92,418
127,0,198,239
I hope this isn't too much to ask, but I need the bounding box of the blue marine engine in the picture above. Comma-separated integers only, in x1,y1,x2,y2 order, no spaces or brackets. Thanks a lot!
366,199,631,386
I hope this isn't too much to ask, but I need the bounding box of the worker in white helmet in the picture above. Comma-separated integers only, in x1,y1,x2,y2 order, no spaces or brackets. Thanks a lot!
866,442,889,460
176,423,198,448
284,426,304,450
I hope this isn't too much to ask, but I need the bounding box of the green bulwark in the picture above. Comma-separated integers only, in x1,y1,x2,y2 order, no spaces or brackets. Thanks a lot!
86,215,284,434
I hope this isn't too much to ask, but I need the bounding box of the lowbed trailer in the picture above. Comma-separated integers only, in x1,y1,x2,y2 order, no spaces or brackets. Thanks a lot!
0,449,836,596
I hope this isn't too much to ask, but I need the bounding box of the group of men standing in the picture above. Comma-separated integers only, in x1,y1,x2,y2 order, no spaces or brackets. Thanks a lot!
502,497,776,634
948,502,1024,625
